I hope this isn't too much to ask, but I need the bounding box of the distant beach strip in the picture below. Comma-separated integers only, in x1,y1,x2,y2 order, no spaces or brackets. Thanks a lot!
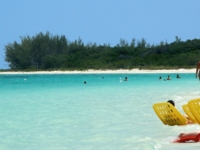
0,69,196,74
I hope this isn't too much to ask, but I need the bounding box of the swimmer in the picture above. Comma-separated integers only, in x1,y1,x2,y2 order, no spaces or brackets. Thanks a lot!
124,77,128,81
84,81,87,84
167,75,171,80
176,74,181,78
159,76,162,80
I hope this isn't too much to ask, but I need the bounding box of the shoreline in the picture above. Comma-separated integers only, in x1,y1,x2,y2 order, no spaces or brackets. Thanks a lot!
0,69,196,74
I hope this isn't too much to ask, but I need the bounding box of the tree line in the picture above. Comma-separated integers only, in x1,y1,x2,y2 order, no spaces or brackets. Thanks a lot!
4,32,200,70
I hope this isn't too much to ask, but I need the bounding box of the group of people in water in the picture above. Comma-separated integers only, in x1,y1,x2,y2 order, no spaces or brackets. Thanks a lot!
84,62,200,84
159,61,200,81
159,74,181,81
84,62,200,142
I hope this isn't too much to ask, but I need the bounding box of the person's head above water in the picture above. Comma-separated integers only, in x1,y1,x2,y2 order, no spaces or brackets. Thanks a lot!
167,100,175,107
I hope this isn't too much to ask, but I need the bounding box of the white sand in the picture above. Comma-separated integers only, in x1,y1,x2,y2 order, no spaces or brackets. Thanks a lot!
0,69,196,74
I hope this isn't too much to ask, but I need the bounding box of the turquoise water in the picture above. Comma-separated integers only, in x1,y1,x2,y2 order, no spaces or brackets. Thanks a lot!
0,73,200,150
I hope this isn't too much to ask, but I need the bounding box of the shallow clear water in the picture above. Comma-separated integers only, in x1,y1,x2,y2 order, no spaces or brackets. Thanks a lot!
0,73,200,150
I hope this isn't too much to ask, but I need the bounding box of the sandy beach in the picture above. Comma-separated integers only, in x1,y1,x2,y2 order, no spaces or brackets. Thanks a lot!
0,68,196,74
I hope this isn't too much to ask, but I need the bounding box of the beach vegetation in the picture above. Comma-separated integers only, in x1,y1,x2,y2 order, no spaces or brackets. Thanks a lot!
4,32,200,71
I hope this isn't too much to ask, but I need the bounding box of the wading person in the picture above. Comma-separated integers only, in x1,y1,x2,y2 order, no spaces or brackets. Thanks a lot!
196,62,200,78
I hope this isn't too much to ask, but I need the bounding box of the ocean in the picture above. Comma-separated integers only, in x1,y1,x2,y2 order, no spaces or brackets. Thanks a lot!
0,73,200,150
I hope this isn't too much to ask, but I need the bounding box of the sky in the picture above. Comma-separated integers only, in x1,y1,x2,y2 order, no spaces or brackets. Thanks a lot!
1,0,200,69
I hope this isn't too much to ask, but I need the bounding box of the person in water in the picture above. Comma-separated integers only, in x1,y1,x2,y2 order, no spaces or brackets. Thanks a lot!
176,74,181,78
196,62,200,78
167,75,171,80
124,77,128,81
167,100,194,124
159,76,162,80
198,70,200,81
196,70,200,81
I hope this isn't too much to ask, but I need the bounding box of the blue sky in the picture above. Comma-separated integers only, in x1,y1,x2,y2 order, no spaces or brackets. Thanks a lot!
1,0,200,69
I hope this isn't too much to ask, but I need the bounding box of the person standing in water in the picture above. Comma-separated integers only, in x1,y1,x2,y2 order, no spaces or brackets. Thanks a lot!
196,62,200,78
198,70,200,81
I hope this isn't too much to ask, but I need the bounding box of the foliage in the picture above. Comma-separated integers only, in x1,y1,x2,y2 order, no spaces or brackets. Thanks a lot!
4,32,200,70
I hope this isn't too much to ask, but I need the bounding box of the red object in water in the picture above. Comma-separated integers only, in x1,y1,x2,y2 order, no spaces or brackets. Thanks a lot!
174,132,200,143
